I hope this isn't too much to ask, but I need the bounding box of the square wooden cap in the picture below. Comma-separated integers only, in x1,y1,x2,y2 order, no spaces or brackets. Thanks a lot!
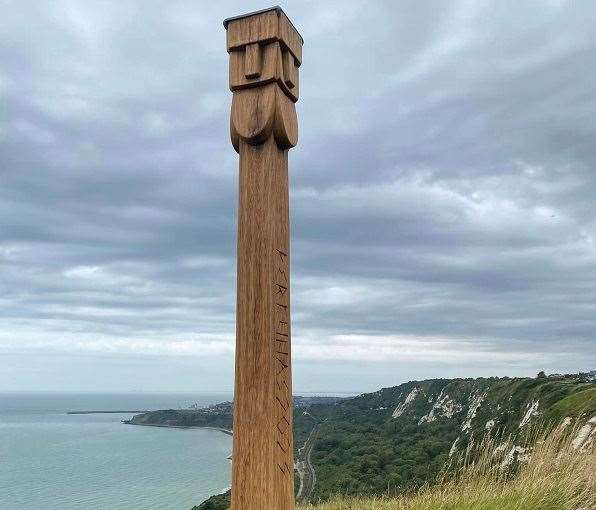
224,6,303,64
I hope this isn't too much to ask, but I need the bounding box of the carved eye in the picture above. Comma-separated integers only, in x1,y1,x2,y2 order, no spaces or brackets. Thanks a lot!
282,49,297,89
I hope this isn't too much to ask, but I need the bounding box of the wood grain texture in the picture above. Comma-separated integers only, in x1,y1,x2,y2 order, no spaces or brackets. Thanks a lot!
282,50,297,90
227,7,301,103
229,41,300,102
244,43,262,79
225,7,302,510
230,84,298,152
226,8,302,63
232,137,293,510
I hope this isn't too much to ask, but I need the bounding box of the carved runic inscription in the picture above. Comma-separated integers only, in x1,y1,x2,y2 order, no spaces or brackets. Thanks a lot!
274,248,292,477
224,7,302,510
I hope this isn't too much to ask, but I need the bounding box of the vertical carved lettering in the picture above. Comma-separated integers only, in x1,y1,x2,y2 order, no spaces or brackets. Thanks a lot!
273,248,291,479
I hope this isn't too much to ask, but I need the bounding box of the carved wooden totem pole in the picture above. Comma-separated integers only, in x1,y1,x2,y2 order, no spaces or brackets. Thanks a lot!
224,7,303,510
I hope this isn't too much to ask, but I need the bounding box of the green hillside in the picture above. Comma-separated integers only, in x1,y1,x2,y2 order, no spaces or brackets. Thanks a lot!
306,373,595,501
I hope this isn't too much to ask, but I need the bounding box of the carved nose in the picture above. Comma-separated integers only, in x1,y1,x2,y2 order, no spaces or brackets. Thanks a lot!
282,50,297,89
244,43,261,79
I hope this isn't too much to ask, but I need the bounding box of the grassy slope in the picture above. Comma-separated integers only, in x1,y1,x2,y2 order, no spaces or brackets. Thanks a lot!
549,388,596,419
301,427,595,510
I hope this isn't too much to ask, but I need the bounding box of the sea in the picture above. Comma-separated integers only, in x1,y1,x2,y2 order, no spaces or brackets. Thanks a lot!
0,392,233,510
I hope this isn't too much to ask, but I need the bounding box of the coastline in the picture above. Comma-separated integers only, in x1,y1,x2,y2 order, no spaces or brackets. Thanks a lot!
124,421,233,436
67,410,146,414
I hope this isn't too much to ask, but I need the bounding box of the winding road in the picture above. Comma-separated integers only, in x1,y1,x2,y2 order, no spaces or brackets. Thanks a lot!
296,422,320,504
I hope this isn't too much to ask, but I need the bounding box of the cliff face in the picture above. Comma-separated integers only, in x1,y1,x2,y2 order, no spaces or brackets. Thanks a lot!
346,374,595,441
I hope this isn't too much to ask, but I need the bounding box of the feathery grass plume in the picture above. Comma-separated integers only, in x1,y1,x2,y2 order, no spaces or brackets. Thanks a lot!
300,422,595,510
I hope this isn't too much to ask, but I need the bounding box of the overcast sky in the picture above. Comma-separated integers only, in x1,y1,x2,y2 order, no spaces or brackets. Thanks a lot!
1,0,595,393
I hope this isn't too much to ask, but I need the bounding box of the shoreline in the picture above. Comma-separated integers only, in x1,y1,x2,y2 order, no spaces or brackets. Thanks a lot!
124,421,233,436
67,410,146,414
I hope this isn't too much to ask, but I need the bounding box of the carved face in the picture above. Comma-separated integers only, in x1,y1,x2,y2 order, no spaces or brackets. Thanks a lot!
229,42,300,102
226,8,302,150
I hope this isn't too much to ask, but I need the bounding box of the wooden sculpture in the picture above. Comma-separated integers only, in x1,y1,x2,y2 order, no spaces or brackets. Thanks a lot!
223,6,303,510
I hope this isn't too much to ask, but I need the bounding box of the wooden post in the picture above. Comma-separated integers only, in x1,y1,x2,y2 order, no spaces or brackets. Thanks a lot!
224,7,303,510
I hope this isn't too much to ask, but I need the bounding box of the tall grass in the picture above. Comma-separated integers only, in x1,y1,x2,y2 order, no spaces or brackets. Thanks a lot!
301,425,595,510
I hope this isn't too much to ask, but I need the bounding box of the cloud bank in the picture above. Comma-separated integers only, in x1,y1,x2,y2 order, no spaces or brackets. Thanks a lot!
1,0,595,391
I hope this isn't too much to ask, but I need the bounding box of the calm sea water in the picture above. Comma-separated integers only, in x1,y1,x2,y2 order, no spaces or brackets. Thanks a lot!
0,392,233,510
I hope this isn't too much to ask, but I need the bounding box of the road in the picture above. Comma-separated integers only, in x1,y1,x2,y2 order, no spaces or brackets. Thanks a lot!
296,422,320,504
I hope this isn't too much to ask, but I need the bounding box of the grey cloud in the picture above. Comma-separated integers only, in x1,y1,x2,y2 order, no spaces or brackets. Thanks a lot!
1,0,595,391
